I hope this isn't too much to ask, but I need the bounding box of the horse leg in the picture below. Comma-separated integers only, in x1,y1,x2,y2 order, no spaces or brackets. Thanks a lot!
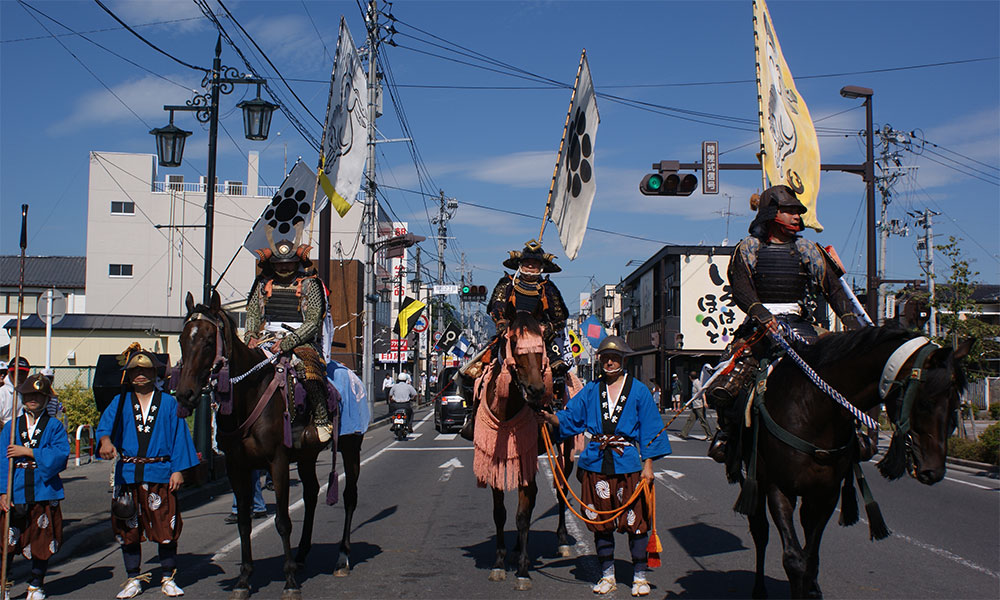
798,493,838,599
766,487,807,599
555,449,574,557
748,484,770,600
513,479,538,591
488,487,507,582
231,465,255,600
294,455,320,568
270,454,301,599
335,433,362,577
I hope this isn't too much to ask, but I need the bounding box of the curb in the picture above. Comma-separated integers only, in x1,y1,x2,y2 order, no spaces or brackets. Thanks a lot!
946,456,999,474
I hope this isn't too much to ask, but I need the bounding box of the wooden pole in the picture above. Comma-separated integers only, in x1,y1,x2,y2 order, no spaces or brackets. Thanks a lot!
752,2,769,192
1,204,29,593
539,50,586,243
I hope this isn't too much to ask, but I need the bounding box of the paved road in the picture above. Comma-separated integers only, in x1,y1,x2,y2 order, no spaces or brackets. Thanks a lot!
23,408,999,599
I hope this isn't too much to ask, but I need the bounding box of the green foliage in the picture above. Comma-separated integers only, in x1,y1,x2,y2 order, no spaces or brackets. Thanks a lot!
58,378,100,433
990,404,1000,421
947,424,1000,466
931,236,1000,379
979,423,1000,464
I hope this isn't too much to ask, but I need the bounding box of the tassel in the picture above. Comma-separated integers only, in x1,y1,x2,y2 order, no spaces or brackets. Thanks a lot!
839,476,859,526
733,477,759,515
644,483,661,568
865,500,891,541
876,431,908,480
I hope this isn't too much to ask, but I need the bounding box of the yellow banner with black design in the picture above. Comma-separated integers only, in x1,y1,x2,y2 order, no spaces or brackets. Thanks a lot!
393,296,426,338
567,328,583,357
753,0,822,231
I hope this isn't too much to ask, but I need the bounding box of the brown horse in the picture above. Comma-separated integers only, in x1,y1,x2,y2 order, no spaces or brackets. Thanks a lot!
174,292,332,600
472,314,554,591
738,325,970,599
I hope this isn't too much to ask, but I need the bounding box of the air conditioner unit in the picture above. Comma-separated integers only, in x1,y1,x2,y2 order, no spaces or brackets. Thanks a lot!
166,174,184,191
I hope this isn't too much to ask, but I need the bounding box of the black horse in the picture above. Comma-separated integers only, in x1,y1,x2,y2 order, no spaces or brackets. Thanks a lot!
174,292,360,599
737,325,970,599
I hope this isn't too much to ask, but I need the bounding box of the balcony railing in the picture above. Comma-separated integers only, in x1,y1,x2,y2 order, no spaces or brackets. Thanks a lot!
625,316,680,352
152,182,280,197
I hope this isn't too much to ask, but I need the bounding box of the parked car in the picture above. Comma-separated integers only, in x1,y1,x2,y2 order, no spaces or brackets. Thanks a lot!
433,367,469,433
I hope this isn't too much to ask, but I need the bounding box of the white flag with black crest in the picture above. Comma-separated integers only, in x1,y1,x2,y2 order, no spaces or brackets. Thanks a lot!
243,161,317,253
549,50,599,261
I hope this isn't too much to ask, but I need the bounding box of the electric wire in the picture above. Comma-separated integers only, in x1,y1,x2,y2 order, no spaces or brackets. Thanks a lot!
1,15,209,44
92,0,208,72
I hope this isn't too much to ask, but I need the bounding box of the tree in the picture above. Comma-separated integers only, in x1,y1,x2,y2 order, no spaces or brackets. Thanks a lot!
931,236,1000,378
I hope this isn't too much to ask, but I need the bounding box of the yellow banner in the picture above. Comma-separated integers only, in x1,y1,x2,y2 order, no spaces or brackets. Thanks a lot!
319,170,352,217
753,0,822,231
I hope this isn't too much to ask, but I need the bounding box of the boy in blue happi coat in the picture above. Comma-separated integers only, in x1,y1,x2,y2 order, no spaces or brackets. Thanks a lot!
96,350,197,599
0,374,70,600
539,336,671,597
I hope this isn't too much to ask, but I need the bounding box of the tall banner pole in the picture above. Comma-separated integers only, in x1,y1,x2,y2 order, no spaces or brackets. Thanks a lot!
539,51,586,242
1,204,29,593
752,1,769,192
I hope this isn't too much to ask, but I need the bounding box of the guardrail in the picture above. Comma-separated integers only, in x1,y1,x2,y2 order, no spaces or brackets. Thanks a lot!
75,424,94,467
152,181,280,197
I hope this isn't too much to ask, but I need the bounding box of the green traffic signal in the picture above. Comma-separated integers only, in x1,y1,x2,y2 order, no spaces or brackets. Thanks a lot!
462,285,471,294
647,173,663,191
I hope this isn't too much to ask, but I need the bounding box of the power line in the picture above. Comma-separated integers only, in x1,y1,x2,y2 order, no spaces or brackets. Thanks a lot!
91,0,208,72
1,15,209,44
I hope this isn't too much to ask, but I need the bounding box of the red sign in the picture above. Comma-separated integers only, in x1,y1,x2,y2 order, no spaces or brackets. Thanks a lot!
390,339,409,351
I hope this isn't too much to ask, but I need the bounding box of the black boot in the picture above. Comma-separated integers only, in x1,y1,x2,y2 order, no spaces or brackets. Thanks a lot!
857,427,878,462
706,353,759,406
708,430,729,463
304,380,333,443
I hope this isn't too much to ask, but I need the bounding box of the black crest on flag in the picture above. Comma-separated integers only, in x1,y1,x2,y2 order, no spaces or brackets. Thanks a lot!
565,107,593,198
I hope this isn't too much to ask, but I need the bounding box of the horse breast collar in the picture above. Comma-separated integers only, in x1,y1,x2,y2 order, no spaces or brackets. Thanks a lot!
878,336,939,399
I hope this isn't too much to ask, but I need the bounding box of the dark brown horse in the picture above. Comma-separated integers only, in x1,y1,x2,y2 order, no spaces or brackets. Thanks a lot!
473,314,555,591
174,292,334,600
738,325,970,598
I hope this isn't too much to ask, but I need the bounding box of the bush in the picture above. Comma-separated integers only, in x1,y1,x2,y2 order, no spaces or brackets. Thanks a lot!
58,378,100,434
989,404,1000,420
948,424,1000,465
948,437,985,462
979,423,999,465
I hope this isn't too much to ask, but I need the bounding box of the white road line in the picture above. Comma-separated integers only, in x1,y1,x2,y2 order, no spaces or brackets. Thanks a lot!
944,476,996,490
654,472,696,502
212,443,392,561
661,455,714,460
435,433,458,441
385,446,473,451
538,461,594,570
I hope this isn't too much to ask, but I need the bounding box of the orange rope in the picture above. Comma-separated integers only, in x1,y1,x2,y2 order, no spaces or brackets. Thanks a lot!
541,425,648,525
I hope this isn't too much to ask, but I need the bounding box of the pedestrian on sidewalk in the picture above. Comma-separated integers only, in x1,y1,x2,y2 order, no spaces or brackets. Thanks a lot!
670,374,682,411
96,349,198,599
681,371,713,440
0,374,70,600
537,336,671,597
649,379,662,413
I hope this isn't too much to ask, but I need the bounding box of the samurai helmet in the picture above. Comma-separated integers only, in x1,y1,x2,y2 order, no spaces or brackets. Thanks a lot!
596,335,633,357
502,239,561,273
15,373,57,399
748,185,807,238
254,220,312,270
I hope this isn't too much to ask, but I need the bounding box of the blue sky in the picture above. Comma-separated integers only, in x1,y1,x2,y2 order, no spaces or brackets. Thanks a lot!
2,0,998,308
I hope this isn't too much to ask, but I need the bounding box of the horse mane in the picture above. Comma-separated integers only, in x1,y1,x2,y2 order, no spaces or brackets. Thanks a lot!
509,312,542,338
796,324,917,367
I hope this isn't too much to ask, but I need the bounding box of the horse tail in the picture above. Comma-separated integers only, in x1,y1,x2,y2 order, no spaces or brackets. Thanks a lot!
876,430,908,480
838,474,858,526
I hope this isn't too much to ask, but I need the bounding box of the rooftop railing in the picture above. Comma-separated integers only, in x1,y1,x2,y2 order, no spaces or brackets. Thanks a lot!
153,181,280,197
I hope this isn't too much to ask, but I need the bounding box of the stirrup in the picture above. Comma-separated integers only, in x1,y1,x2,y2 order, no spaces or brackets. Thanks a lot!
631,578,651,597
117,573,151,599
708,431,728,463
592,576,617,595
160,569,184,597
315,421,333,443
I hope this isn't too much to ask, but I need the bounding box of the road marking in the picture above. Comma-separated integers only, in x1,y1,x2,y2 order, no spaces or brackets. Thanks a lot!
538,461,595,577
661,455,714,460
654,472,696,502
438,457,464,482
385,446,473,451
405,432,423,441
435,433,458,441
943,476,995,490
659,469,685,479
212,443,392,561
668,434,683,442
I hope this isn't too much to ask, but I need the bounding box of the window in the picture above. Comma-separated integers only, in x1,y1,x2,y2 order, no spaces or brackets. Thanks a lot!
109,264,134,278
111,201,135,215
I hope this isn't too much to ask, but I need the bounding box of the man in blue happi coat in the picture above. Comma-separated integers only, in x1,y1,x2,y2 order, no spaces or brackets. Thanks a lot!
96,350,198,599
0,374,69,600
538,336,671,597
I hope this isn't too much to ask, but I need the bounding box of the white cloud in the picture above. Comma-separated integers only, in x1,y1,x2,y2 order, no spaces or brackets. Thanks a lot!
245,14,330,72
463,151,555,187
50,75,199,134
110,0,211,33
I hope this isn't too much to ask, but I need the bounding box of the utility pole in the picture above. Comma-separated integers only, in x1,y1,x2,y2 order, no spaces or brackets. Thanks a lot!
912,208,940,336
413,246,422,390
873,125,915,324
361,0,380,408
460,252,467,328
714,193,742,246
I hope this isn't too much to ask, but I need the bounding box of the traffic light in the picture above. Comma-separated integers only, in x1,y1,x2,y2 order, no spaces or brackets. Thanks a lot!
461,285,487,302
639,160,698,197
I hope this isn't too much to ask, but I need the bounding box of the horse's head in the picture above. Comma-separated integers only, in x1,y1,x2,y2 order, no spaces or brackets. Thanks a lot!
880,337,973,485
174,291,226,414
506,313,549,409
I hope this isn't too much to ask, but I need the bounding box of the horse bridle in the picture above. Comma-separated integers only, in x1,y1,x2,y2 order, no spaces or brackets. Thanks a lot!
183,312,229,393
878,337,943,457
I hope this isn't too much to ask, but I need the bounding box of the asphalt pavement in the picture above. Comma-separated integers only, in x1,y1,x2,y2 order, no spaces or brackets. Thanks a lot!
8,407,998,599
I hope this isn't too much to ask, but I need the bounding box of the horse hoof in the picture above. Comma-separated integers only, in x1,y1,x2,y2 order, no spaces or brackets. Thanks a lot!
280,589,302,600
558,544,573,558
229,589,251,600
488,569,507,582
515,577,532,591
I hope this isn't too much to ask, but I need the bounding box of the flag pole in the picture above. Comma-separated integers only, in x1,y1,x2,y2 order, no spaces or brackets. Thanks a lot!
539,50,587,243
312,18,345,279
751,2,769,192
1,205,29,593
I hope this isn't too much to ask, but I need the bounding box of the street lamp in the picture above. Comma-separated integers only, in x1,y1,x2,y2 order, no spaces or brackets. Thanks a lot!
150,36,279,470
840,85,877,323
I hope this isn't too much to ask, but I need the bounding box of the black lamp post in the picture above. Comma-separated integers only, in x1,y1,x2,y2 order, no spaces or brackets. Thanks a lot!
840,85,877,322
150,36,278,469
